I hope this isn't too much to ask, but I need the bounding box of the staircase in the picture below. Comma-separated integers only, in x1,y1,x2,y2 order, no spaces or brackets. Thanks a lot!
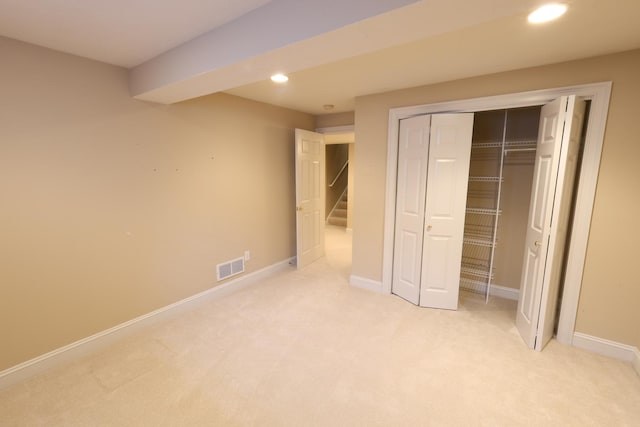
327,189,348,227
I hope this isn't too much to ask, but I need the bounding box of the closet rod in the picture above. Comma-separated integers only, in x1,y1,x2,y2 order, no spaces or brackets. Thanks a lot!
468,176,503,182
466,208,502,215
472,139,537,148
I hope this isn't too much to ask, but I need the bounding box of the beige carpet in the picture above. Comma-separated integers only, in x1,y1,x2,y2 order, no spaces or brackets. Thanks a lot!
1,226,639,426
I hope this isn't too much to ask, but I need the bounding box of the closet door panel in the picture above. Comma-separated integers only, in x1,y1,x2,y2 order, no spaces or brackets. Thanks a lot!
420,113,474,309
537,98,586,350
430,159,457,216
402,158,426,215
392,115,431,305
516,96,585,350
520,245,541,323
398,231,420,284
516,98,565,349
423,235,451,291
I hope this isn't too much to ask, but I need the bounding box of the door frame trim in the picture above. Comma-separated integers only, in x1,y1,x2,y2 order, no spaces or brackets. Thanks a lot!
381,82,612,346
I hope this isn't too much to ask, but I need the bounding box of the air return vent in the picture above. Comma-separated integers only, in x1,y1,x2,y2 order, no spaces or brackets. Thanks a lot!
216,256,245,281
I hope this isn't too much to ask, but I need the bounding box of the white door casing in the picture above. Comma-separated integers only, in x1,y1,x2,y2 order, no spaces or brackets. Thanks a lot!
381,83,611,348
420,114,474,309
392,115,431,305
391,113,473,309
516,96,585,350
295,129,325,269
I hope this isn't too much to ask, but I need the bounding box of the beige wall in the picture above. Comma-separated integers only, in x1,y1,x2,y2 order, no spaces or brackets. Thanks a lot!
353,49,640,349
492,160,535,289
0,37,315,371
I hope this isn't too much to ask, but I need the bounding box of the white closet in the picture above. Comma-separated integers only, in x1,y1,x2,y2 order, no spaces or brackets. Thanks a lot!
460,107,541,302
390,98,586,349
382,83,611,350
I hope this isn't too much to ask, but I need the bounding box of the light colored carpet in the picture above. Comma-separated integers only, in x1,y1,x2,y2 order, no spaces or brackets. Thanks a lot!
1,226,639,426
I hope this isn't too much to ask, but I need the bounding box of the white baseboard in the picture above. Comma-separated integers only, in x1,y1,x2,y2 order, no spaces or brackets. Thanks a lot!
490,284,519,301
0,257,294,390
349,275,383,293
460,279,519,301
573,332,640,373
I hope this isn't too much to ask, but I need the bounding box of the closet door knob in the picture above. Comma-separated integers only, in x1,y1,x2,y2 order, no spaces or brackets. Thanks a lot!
534,241,541,247
427,225,433,231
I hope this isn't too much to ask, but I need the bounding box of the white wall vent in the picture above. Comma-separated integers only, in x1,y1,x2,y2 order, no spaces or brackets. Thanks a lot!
216,256,245,281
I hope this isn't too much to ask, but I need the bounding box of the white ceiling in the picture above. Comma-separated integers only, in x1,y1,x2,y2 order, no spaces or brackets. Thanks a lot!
227,0,640,114
0,0,272,67
1,0,640,115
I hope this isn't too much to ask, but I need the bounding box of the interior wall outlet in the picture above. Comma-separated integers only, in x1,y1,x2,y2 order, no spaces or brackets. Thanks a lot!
244,250,250,261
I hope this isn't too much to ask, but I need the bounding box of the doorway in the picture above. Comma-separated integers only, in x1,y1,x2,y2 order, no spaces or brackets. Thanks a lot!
381,83,611,348
325,143,350,228
294,128,354,279
324,133,354,280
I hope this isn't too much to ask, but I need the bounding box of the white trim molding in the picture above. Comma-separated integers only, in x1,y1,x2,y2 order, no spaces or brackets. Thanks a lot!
315,125,355,134
489,285,519,301
0,258,295,390
350,275,383,293
460,281,520,301
382,82,612,347
573,332,640,373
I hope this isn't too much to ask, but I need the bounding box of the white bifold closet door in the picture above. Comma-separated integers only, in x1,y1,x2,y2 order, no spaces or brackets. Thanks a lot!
516,95,586,350
392,113,473,309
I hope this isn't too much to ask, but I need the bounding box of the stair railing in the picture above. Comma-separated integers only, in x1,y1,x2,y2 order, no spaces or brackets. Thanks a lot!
327,186,349,224
329,160,348,187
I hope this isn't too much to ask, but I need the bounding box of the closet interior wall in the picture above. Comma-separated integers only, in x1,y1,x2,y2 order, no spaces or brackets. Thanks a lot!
461,106,541,301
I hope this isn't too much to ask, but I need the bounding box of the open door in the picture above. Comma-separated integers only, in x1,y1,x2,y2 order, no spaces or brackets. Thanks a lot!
516,96,586,350
392,113,473,309
295,129,325,269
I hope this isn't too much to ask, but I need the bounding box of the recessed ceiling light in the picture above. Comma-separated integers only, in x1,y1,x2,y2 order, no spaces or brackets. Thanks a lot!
528,4,567,23
270,73,289,83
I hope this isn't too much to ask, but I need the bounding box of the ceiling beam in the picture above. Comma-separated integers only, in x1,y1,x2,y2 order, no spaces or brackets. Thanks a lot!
129,0,419,104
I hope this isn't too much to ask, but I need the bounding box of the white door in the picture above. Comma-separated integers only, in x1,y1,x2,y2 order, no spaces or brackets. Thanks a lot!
420,114,474,309
516,96,586,350
392,115,431,304
295,129,325,269
392,114,474,309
